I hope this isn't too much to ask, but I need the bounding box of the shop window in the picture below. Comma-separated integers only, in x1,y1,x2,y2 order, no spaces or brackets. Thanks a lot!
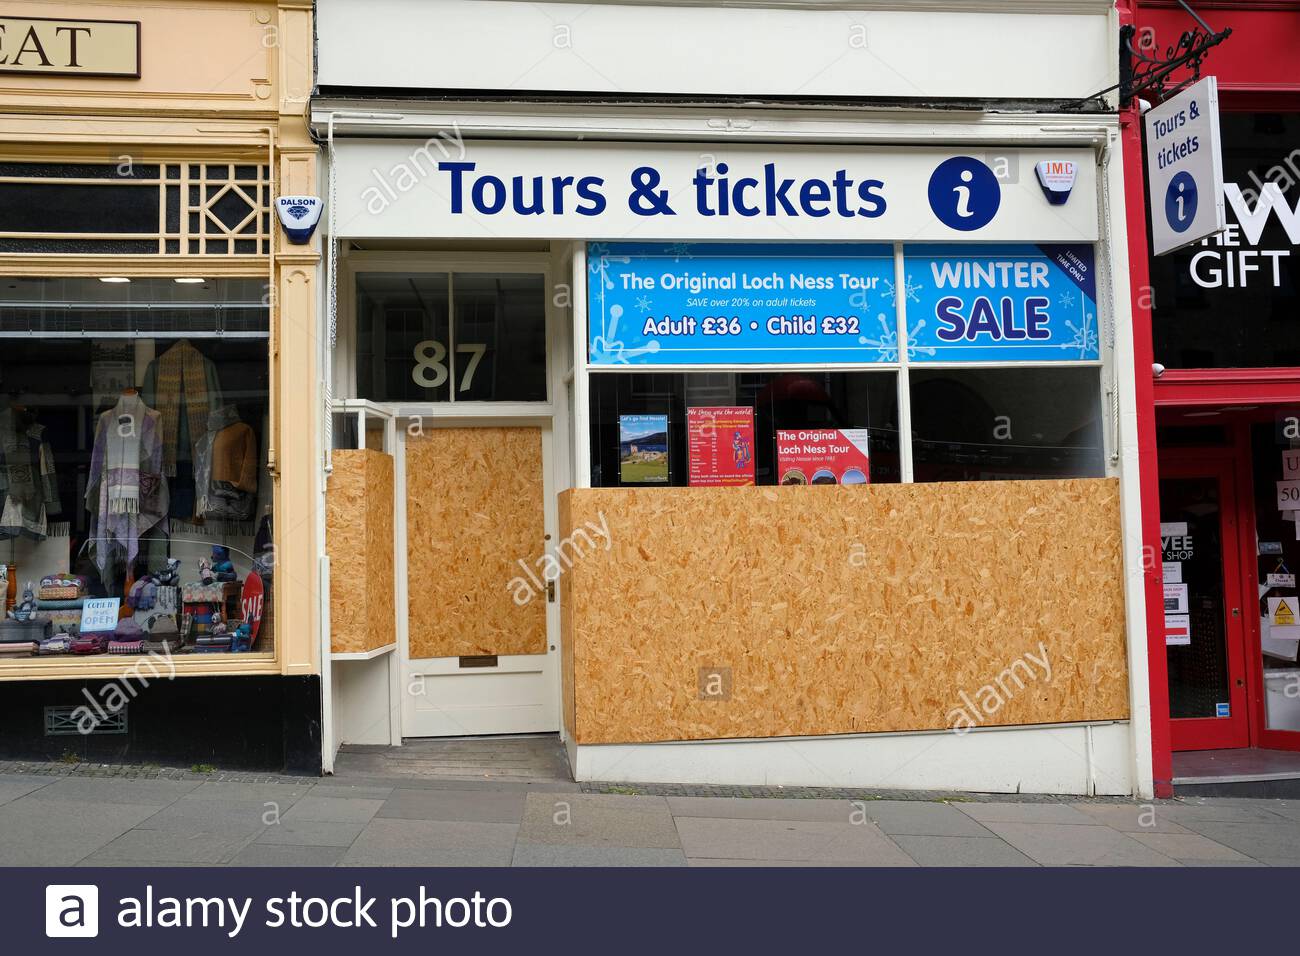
1150,112,1300,370
910,367,1104,482
0,277,275,660
355,272,547,403
0,162,271,256
589,371,899,487
1252,419,1300,731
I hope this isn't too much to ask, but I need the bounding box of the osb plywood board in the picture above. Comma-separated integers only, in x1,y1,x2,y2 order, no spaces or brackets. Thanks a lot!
561,479,1129,745
327,449,395,654
406,426,546,659
559,491,577,739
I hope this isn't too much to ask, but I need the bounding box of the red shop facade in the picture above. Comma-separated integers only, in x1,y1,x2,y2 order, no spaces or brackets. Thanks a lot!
1121,1,1300,795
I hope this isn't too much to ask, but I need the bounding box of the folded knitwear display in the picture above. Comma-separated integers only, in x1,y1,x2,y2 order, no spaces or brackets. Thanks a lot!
35,598,86,610
70,632,112,654
38,635,73,655
0,642,36,657
108,639,144,654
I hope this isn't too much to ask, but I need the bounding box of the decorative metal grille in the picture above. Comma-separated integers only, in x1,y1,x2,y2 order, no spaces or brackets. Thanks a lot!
0,161,272,256
44,704,128,736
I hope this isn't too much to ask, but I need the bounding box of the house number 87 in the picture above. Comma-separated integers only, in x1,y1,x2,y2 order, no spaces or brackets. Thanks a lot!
412,340,487,392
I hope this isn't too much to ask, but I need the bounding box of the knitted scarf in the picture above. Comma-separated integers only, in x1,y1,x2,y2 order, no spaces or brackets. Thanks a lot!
154,341,211,477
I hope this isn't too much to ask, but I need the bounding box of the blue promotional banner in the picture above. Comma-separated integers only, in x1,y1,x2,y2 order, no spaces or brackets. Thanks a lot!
588,242,897,366
903,243,1099,362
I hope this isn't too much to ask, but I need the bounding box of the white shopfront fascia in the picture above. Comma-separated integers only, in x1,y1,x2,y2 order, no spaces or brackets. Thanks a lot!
317,112,1155,797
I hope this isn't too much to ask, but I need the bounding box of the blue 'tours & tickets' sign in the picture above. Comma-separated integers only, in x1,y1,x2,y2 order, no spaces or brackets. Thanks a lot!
588,242,897,366
904,243,1099,362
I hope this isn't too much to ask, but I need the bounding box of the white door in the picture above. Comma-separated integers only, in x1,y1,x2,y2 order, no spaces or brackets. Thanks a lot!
400,422,559,737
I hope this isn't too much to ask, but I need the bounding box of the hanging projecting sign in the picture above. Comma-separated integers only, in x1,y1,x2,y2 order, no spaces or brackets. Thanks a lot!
1145,76,1226,256
333,140,1098,242
589,242,896,366
903,244,1099,362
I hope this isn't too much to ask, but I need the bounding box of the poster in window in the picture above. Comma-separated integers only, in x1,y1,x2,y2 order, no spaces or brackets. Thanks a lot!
776,428,870,485
687,407,755,487
619,414,669,484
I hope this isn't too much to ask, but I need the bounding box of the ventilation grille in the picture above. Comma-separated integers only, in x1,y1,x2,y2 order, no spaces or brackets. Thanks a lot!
44,705,127,736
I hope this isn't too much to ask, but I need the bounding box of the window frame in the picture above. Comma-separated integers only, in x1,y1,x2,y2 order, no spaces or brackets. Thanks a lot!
339,251,557,421
574,240,1116,486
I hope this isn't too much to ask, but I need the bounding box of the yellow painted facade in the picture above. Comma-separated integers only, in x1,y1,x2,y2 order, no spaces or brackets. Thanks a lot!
0,0,319,680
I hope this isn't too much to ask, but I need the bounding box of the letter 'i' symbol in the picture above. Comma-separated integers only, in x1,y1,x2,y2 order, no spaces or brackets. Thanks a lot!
1176,180,1186,222
953,170,974,218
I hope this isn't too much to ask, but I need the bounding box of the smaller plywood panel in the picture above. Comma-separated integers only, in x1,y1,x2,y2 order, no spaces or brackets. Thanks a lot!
562,479,1130,745
406,426,547,659
327,449,395,655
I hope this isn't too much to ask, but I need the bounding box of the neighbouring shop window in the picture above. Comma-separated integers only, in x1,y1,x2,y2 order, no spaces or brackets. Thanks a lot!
1252,418,1300,731
0,277,275,660
355,272,547,403
1150,112,1300,369
910,367,1105,482
589,371,899,487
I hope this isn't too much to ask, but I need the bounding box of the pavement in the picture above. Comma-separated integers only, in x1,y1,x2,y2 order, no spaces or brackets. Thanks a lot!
1,767,1299,866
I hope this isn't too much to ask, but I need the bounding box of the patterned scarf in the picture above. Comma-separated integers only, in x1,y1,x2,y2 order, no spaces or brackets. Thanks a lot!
154,341,211,477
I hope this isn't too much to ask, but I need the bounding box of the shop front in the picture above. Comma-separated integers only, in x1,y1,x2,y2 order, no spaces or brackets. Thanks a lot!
0,1,321,771
314,0,1152,794
1123,1,1300,793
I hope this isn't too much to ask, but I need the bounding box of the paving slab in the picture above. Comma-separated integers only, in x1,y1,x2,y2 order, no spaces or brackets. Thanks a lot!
666,796,854,823
1160,800,1289,825
378,788,526,824
228,843,347,867
1129,831,1255,863
31,776,201,807
0,798,161,865
892,834,1039,867
864,801,996,837
1171,821,1300,863
1070,803,1192,834
185,781,311,805
256,820,366,848
512,843,687,867
82,827,253,864
957,802,1097,826
518,793,680,848
135,799,282,837
687,858,864,867
0,774,55,807
342,818,518,866
675,817,914,865
309,784,396,802
977,822,1182,866
281,796,385,824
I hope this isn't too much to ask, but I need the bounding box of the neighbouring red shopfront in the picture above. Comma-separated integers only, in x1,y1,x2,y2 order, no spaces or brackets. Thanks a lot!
1121,0,1300,795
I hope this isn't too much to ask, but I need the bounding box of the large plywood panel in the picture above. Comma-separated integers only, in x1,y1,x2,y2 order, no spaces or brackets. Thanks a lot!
561,479,1129,745
328,449,395,655
406,427,546,659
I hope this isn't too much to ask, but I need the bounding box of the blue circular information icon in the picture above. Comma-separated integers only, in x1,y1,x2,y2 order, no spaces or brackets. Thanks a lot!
1165,170,1198,234
927,157,1001,231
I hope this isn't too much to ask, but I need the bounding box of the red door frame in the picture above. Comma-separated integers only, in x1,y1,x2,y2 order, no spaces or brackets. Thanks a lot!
1157,449,1252,750
1120,0,1300,793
